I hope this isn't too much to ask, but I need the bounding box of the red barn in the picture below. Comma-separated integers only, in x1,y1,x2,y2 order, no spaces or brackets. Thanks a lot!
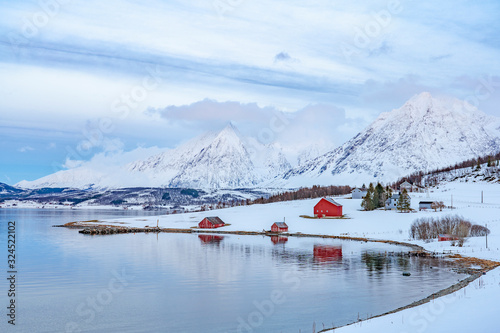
198,216,225,229
271,222,288,233
314,198,343,218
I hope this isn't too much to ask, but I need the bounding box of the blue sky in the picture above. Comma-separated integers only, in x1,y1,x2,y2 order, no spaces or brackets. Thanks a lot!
1,0,500,184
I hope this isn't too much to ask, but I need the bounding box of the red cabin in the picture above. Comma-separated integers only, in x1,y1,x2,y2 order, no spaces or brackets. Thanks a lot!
198,216,225,229
271,222,288,233
314,198,343,218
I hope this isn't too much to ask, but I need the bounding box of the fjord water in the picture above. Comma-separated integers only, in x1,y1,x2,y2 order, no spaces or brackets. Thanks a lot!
1,209,466,333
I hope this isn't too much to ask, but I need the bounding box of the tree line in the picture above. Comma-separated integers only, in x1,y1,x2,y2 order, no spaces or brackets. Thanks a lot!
392,150,500,188
248,185,352,205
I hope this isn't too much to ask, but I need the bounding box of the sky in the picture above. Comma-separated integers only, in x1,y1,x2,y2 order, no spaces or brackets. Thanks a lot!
1,0,500,185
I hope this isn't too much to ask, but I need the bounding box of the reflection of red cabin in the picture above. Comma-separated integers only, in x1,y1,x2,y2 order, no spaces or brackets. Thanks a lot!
438,234,459,242
198,234,224,244
271,236,288,245
314,198,343,218
198,216,225,229
271,222,288,233
313,245,342,261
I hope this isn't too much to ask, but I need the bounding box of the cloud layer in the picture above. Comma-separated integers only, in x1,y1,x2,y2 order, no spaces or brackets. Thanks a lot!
1,0,500,183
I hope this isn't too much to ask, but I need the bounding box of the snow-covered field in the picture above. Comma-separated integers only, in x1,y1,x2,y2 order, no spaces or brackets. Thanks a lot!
78,180,500,332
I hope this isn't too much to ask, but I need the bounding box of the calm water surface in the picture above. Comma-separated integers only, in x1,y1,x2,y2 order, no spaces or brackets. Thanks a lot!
1,209,466,333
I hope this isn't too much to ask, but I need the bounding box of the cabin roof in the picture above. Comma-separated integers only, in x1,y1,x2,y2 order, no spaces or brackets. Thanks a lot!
320,197,342,207
205,216,225,225
419,201,434,204
273,222,288,228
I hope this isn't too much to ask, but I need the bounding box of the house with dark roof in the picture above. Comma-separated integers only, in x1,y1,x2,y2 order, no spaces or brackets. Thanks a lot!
419,201,434,211
198,216,225,229
271,222,288,233
314,198,343,217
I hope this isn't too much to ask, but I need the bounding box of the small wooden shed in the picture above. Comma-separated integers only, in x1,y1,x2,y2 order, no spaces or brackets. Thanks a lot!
271,222,288,233
198,216,225,229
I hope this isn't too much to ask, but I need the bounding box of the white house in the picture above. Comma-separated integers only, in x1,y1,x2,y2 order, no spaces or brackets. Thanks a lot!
399,181,424,193
351,188,367,199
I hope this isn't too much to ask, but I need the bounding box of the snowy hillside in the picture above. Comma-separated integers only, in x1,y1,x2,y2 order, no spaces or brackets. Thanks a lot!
17,124,292,189
279,92,500,187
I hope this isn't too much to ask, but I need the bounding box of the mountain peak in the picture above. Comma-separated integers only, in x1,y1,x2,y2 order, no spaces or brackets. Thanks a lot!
411,91,433,102
281,93,500,186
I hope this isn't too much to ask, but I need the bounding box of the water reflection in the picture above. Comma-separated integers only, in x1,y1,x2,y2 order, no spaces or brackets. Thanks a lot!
361,252,395,273
270,235,288,245
313,245,342,263
198,234,225,245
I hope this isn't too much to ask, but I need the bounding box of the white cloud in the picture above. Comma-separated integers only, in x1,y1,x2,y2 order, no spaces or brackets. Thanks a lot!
18,146,34,153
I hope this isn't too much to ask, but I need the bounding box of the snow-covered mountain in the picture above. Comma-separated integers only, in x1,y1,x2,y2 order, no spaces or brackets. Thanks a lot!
129,123,291,188
17,92,500,190
17,123,292,189
278,92,500,186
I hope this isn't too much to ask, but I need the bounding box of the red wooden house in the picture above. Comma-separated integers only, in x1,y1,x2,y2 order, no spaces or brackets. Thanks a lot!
314,198,343,218
198,216,225,229
271,222,288,233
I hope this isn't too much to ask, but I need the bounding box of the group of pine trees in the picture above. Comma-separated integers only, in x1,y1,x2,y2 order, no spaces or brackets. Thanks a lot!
361,183,392,211
361,183,411,212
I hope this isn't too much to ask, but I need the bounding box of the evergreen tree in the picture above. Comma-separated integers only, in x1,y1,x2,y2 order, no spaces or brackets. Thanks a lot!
396,189,411,213
476,159,481,170
374,183,384,208
487,156,492,167
384,186,393,210
361,185,375,211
